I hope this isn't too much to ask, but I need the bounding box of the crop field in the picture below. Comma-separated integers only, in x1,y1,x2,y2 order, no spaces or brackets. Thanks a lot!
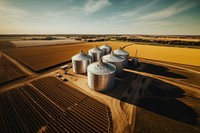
0,53,26,85
137,36,200,42
0,41,16,50
12,38,82,48
0,76,111,132
3,43,96,71
3,41,200,72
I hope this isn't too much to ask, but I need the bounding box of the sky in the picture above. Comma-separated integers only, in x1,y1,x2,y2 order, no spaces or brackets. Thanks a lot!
0,0,200,35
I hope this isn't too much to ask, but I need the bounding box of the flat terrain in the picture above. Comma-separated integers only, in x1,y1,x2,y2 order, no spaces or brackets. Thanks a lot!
0,76,111,132
3,41,200,72
4,43,94,71
0,41,15,49
12,38,82,48
124,43,200,66
62,60,200,133
137,36,200,42
1,40,200,132
0,53,26,85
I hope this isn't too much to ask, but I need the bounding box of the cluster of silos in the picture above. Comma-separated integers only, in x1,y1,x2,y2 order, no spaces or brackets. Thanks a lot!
71,43,130,92
87,44,116,91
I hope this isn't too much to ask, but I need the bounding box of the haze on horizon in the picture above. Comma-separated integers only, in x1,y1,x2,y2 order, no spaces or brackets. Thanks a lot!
0,0,200,35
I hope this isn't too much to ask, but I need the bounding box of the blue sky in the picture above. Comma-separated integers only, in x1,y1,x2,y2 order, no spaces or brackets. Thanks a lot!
0,0,200,34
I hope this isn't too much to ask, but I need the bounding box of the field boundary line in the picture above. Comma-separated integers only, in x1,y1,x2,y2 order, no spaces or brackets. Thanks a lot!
140,59,200,75
1,52,34,75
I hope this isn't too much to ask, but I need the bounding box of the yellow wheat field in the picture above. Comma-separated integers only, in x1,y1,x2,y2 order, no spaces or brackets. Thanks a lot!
95,41,200,66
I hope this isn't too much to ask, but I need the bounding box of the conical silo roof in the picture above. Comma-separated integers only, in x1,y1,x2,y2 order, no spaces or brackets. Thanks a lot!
89,46,104,53
72,50,92,61
114,47,129,55
100,43,112,49
87,59,116,75
102,51,124,62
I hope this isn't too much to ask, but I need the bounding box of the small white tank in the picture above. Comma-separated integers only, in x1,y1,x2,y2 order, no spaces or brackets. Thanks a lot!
132,58,138,66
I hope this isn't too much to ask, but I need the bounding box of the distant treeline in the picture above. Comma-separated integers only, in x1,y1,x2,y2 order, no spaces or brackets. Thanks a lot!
116,37,200,48
86,38,109,42
31,36,57,40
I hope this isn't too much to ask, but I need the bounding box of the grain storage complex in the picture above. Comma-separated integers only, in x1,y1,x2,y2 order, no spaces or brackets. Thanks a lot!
71,44,130,92
72,50,92,74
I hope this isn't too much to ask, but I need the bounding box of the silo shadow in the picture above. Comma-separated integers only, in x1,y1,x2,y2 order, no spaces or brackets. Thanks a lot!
102,70,198,126
127,61,188,79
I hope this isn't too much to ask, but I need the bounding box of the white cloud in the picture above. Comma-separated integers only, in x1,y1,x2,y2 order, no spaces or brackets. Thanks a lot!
138,1,197,21
0,0,112,25
83,0,111,15
108,0,160,22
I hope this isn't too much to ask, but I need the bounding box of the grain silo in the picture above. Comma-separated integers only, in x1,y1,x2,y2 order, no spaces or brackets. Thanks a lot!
114,47,129,67
72,50,92,74
100,43,112,55
87,59,116,91
88,46,104,62
102,51,125,75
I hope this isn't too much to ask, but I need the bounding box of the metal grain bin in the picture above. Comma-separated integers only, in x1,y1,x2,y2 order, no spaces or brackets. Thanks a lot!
102,51,125,75
132,58,138,66
114,47,129,67
88,46,104,62
87,60,116,92
72,50,92,74
100,43,112,55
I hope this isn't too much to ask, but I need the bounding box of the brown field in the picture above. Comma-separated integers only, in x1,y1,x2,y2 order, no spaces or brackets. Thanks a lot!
0,76,111,132
3,41,200,72
11,39,82,48
3,43,94,71
0,41,16,50
0,53,26,85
